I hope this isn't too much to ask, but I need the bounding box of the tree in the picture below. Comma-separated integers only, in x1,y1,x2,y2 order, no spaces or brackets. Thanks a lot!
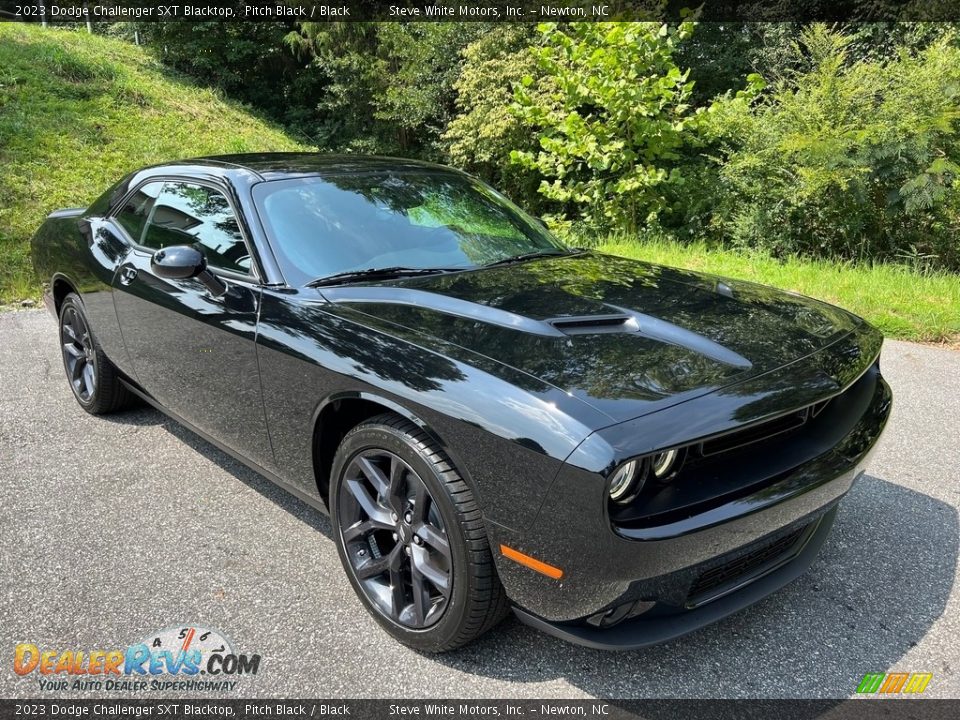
284,22,483,158
703,25,960,269
511,22,700,234
444,25,547,210
130,22,301,119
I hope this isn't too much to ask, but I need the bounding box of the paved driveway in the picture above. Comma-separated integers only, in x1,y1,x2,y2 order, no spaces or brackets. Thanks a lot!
1,309,958,699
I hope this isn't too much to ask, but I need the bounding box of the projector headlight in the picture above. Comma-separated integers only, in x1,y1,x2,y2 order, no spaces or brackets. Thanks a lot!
609,448,686,506
608,459,644,504
651,448,679,479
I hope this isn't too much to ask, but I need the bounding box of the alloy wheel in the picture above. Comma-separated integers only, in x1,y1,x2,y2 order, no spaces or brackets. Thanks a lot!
60,305,97,403
337,450,452,629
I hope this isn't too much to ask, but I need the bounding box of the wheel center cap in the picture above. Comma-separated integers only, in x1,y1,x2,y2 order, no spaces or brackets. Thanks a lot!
398,524,411,544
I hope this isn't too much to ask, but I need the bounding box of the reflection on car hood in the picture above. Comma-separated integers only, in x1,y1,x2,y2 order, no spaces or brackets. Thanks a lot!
319,252,864,421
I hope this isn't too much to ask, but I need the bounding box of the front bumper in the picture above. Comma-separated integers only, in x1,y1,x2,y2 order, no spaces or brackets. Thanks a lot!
489,357,891,643
513,506,838,650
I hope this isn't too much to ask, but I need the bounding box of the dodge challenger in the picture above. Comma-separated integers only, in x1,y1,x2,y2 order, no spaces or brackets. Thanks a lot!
31,154,891,651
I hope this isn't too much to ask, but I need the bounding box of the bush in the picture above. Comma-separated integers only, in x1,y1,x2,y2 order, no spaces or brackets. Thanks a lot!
702,25,960,270
510,22,701,235
443,26,547,211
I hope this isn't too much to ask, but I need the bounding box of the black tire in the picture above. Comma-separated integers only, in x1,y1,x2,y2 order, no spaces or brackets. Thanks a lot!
58,293,130,415
329,413,509,652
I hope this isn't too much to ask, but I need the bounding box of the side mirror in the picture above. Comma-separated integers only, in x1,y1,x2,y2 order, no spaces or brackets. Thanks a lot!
151,245,226,297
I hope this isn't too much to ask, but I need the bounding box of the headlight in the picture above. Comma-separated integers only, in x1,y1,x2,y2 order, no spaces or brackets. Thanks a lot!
608,459,644,503
609,448,686,505
651,448,679,478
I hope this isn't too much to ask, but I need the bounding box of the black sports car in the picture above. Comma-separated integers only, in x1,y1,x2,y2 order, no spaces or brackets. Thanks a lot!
31,154,891,652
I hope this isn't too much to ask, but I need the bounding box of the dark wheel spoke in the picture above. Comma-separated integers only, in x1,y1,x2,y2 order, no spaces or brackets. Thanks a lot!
61,324,79,344
411,567,428,626
342,517,390,543
81,363,95,397
344,477,392,526
414,522,450,559
355,546,397,580
387,457,407,513
411,544,450,596
388,549,406,617
70,316,84,345
357,456,389,498
71,356,85,381
411,477,428,524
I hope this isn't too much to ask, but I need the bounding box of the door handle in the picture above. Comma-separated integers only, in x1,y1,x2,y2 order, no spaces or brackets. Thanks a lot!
119,265,138,285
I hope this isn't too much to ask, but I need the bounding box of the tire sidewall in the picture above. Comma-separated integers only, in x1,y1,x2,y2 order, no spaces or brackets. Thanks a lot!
329,422,474,652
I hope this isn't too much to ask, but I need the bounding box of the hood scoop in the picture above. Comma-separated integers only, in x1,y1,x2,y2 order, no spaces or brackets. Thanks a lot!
548,314,639,335
323,286,754,370
549,310,751,369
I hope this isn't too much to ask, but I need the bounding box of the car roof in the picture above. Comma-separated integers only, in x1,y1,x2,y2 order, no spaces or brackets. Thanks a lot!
178,152,466,182
110,153,471,219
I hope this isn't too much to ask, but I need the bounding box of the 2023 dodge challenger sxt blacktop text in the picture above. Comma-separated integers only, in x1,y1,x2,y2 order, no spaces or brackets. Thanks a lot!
31,154,891,651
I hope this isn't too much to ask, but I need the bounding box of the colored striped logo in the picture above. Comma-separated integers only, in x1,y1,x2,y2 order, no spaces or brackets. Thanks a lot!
856,672,933,694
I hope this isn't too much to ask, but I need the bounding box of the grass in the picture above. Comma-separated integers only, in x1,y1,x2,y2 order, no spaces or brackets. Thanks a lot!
0,24,309,303
600,237,960,345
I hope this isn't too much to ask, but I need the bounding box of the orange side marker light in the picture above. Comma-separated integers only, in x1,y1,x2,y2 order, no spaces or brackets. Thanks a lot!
500,544,564,580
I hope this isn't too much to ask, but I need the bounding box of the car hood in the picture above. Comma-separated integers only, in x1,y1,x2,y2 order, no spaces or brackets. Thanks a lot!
318,252,864,422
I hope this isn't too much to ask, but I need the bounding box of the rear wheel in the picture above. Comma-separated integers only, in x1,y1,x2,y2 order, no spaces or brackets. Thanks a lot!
58,293,130,414
329,413,509,651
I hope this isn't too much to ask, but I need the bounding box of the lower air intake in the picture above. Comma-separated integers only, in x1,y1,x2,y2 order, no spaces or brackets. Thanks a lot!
686,523,810,605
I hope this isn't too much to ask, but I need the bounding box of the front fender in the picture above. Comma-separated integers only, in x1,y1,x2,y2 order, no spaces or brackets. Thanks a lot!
254,291,606,531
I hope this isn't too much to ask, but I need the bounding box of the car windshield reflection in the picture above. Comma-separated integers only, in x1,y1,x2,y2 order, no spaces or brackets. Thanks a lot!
252,170,568,286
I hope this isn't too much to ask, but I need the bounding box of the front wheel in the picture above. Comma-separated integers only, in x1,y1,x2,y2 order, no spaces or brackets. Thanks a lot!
58,293,130,414
329,413,509,652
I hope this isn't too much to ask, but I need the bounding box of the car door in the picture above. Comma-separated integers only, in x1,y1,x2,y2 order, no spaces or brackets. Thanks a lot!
110,178,273,467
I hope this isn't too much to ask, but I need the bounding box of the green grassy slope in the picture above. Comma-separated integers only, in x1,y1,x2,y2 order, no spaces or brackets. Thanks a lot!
601,238,960,344
0,24,309,303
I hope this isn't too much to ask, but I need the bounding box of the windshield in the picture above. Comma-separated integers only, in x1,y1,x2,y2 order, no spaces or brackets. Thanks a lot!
252,171,567,286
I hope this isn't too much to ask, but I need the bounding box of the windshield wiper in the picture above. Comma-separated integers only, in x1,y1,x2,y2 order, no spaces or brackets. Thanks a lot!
307,266,458,288
481,249,579,268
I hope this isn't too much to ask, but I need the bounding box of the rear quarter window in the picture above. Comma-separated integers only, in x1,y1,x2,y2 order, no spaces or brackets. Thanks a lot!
114,181,162,243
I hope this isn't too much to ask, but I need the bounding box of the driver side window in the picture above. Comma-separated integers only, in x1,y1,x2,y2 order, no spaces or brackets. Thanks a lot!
140,181,251,275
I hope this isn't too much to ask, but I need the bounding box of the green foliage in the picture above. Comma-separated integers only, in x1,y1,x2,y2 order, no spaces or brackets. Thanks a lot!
511,22,700,235
130,22,300,115
443,26,547,210
677,23,799,107
0,24,307,303
677,23,955,107
702,25,960,269
284,22,483,157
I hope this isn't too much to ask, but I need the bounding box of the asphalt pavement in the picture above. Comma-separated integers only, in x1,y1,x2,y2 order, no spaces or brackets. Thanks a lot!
1,308,958,699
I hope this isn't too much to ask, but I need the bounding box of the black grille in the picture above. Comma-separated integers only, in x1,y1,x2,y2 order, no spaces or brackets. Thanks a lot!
687,524,809,603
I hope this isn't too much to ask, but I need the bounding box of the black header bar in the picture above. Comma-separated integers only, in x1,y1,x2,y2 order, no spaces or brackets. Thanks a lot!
3,0,960,23
0,699,959,719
